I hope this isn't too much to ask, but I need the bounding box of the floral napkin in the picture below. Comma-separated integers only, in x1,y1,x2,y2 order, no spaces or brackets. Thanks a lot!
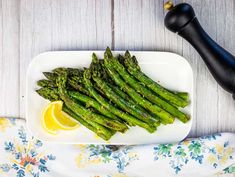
0,117,234,177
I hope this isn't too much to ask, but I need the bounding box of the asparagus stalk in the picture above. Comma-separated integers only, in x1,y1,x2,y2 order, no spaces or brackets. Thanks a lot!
123,52,189,107
36,87,114,120
38,76,125,123
67,68,84,76
43,72,57,82
36,87,113,140
41,70,90,96
93,76,159,125
91,58,153,116
119,55,190,102
56,69,128,132
109,55,190,123
83,69,156,133
36,88,60,101
91,53,159,124
104,48,174,124
43,70,189,103
175,92,189,101
53,67,83,77
107,83,161,122
67,77,90,95
62,106,114,140
37,79,57,88
69,91,123,122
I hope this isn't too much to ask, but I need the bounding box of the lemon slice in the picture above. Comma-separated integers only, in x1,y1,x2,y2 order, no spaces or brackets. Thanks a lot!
42,101,79,134
52,101,79,130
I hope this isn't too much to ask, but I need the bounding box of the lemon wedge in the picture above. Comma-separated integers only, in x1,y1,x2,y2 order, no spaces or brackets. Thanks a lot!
42,101,79,134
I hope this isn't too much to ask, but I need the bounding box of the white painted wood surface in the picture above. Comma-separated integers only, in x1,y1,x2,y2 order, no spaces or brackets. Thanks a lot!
0,0,234,176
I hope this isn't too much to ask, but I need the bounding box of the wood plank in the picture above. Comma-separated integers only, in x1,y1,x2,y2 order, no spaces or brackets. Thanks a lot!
215,0,235,133
20,0,52,118
181,0,219,137
0,0,20,117
20,0,112,117
1,1,235,176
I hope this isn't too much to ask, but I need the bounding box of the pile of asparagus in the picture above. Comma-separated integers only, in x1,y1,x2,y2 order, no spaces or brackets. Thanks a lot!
36,47,190,141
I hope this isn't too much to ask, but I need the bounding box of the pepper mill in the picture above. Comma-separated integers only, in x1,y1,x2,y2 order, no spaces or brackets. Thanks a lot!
164,2,235,99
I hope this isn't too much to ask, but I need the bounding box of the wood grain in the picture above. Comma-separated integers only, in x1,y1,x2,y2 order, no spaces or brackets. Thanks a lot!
0,1,234,176
0,0,235,136
0,0,235,176
19,0,112,117
0,0,20,117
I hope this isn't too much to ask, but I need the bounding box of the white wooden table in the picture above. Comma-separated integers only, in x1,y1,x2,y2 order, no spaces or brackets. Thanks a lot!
0,0,234,176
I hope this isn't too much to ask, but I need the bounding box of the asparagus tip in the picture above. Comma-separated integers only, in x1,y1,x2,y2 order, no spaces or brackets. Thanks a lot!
52,67,68,75
124,50,131,57
83,68,92,79
105,47,113,59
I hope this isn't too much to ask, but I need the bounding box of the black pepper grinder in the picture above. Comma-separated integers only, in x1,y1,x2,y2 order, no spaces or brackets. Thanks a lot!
164,2,235,99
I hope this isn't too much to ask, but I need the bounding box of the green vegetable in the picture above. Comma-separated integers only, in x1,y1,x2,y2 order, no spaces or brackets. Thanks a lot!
123,52,189,107
104,48,174,124
53,67,83,77
37,77,124,123
83,69,156,133
37,79,57,88
91,53,159,125
36,88,59,101
36,87,113,140
41,70,89,95
119,55,189,102
69,91,123,122
56,69,128,133
175,92,189,101
67,77,90,95
109,54,190,123
62,106,114,141
93,76,159,125
43,72,57,82
107,83,160,121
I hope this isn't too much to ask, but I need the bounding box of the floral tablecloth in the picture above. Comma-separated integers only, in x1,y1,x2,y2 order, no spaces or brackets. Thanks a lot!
0,117,234,177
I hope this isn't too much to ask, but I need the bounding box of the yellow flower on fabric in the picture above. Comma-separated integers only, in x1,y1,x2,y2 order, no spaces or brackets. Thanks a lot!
225,147,233,156
73,144,87,149
0,118,11,132
219,147,233,164
128,152,137,159
10,157,19,165
220,154,228,164
215,144,223,154
16,144,23,153
111,173,129,177
207,154,216,163
89,158,102,164
26,142,33,153
76,154,87,168
25,164,32,172
182,140,190,146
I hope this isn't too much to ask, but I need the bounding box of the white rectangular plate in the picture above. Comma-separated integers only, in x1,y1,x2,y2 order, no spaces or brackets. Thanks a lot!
26,51,193,145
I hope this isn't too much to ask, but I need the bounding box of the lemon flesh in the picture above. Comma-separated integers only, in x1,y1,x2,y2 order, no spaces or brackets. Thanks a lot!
42,101,79,134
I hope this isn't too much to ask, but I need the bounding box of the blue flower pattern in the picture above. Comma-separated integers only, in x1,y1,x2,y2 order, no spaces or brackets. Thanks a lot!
0,118,234,176
0,126,56,177
81,145,138,173
153,133,234,174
